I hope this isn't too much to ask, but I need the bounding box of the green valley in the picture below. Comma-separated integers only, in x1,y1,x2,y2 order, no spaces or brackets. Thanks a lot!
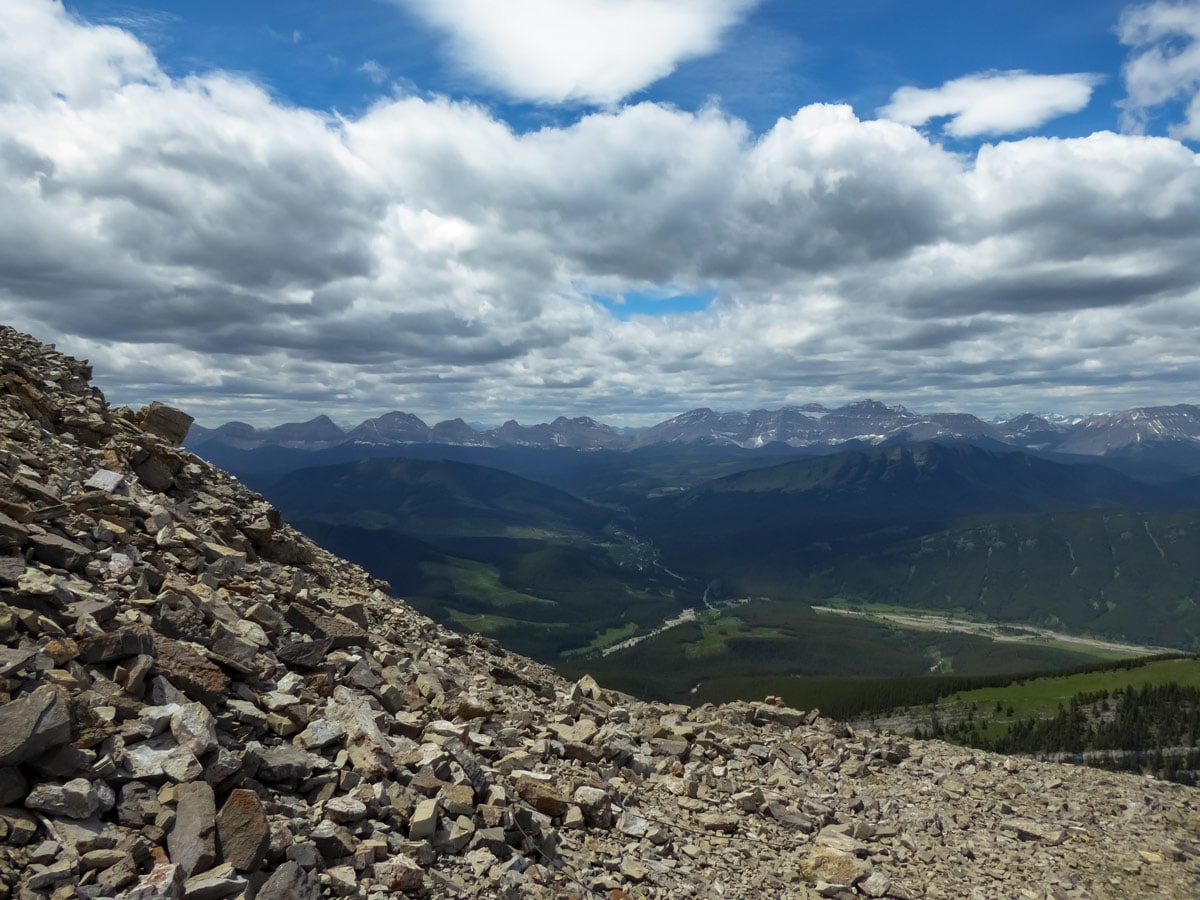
265,457,693,659
222,438,1200,694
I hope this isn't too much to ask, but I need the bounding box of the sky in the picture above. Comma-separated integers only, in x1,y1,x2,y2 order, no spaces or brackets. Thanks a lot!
3,1,1200,427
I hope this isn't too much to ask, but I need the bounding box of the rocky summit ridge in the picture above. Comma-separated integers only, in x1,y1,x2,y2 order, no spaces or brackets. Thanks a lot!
0,324,1197,899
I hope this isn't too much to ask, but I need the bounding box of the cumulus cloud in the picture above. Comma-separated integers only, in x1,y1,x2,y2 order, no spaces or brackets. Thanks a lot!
880,70,1102,137
4,1,1200,426
0,0,159,105
395,0,758,105
1119,0,1200,138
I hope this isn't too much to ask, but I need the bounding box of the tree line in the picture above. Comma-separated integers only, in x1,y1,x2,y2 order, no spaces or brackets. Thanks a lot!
935,682,1200,785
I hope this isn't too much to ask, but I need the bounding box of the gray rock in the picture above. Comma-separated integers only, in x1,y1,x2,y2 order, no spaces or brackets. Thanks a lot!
81,848,132,871
134,451,177,490
125,736,204,783
168,782,217,877
182,862,246,900
25,777,101,819
438,815,476,854
85,469,127,493
275,637,332,670
29,532,91,571
54,816,117,854
170,702,218,757
26,858,80,890
255,860,321,900
0,510,28,550
285,841,322,869
203,748,243,786
78,624,156,662
295,718,346,751
323,795,367,823
0,687,71,766
117,780,165,827
249,743,320,782
310,819,356,859
0,647,36,677
322,686,394,777
96,853,140,892
572,785,612,828
326,865,358,896
1,808,39,845
860,870,893,898
142,703,182,735
0,766,28,804
0,554,24,585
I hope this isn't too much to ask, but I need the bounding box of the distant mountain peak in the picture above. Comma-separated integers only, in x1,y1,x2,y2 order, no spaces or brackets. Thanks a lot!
184,400,1200,474
843,399,893,412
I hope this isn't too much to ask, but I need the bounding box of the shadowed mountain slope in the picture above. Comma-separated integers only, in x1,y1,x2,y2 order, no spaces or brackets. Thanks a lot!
265,456,613,538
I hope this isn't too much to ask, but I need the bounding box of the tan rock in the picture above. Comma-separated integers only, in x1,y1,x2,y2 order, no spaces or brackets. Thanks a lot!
999,817,1066,845
215,789,269,872
514,774,569,818
800,847,872,886
375,855,423,892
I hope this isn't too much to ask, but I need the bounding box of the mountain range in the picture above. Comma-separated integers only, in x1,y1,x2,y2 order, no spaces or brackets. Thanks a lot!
181,393,1200,657
218,430,1200,654
4,324,1196,899
187,400,1200,463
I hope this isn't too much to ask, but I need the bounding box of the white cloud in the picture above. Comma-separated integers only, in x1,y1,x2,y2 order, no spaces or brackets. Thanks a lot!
395,0,758,105
880,70,1102,137
0,0,159,105
1119,0,1200,138
5,1,1200,426
359,60,388,85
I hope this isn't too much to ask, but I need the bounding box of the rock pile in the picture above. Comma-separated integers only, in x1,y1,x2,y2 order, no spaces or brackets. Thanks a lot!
0,323,1197,899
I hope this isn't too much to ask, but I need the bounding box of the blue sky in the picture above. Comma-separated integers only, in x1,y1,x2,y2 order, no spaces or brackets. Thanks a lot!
4,0,1200,426
73,0,1142,136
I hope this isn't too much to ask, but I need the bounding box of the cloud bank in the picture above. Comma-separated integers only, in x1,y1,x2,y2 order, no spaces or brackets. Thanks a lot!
396,0,758,105
3,1,1200,427
880,70,1103,137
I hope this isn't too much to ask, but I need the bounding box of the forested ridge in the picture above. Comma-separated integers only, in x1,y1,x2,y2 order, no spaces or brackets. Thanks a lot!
934,682,1200,784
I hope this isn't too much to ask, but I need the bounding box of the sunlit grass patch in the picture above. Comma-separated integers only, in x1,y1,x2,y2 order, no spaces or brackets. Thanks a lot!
421,558,556,608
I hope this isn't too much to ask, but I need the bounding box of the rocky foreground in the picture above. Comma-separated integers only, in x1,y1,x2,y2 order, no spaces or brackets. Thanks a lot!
0,324,1197,900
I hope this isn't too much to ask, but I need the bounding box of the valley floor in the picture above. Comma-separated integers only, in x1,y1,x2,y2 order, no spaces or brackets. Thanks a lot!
813,605,1172,660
